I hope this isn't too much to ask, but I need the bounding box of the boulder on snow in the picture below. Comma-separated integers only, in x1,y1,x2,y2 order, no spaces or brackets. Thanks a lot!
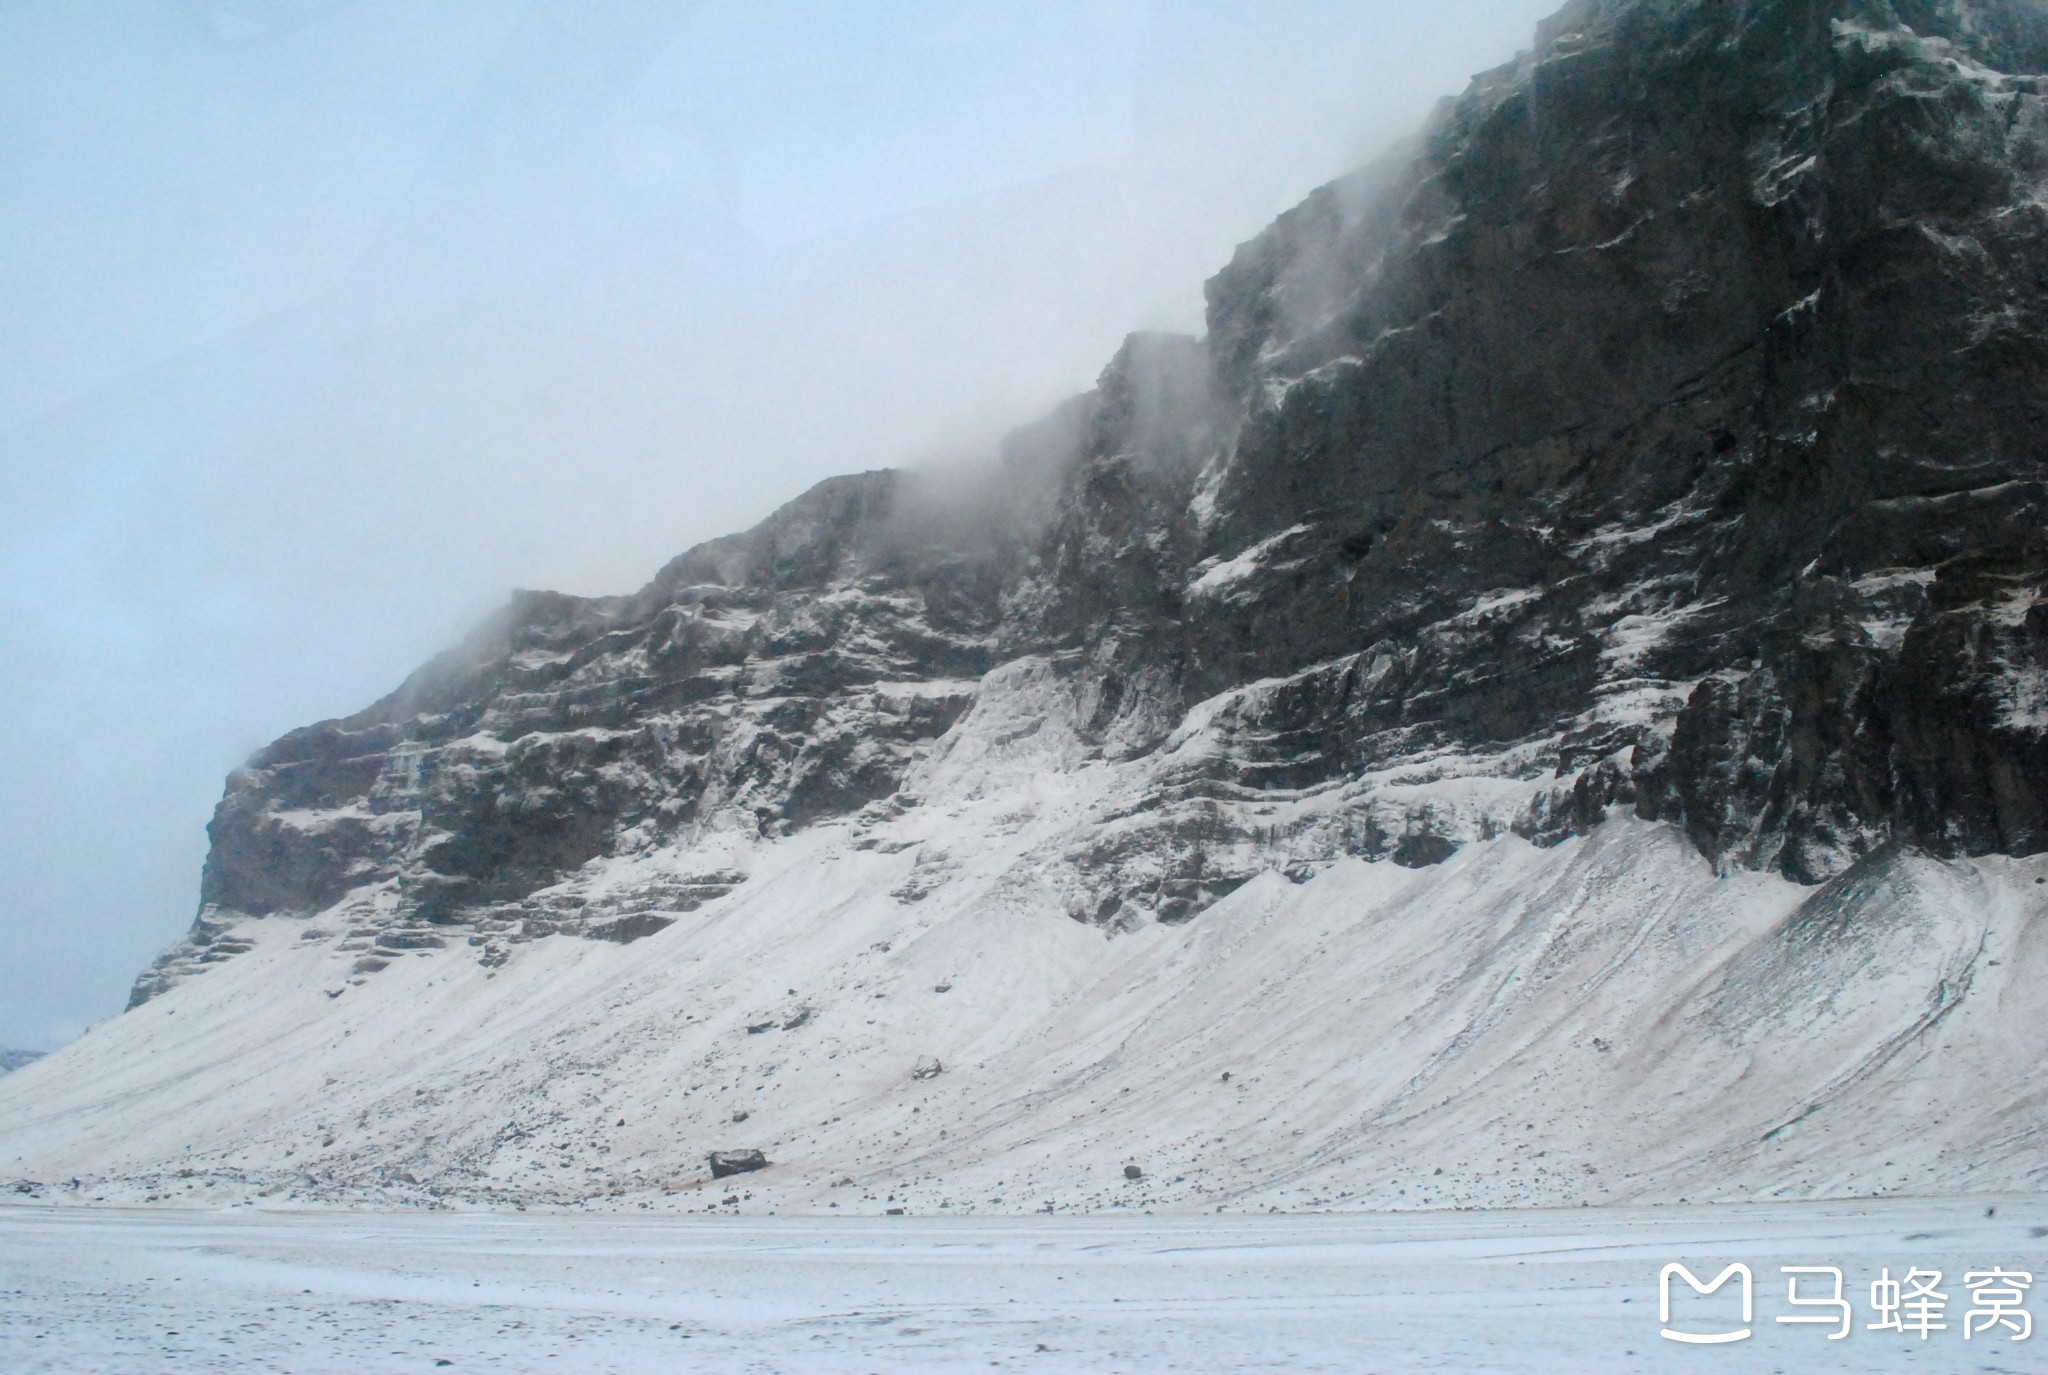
708,1149,768,1179
911,1055,943,1080
1124,1164,1144,1180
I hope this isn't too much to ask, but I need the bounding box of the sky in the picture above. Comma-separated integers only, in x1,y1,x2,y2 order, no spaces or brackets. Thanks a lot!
0,0,1563,1051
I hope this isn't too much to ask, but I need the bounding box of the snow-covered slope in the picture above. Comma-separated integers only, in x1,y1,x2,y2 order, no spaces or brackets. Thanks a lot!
8,0,2048,1210
5,678,2045,1211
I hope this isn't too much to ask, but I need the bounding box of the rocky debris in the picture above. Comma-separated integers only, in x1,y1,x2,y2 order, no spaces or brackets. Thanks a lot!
743,1004,810,1036
890,847,961,903
1123,1164,1144,1180
128,911,258,1005
585,913,674,945
373,929,445,952
911,1056,944,1081
130,0,2048,1009
707,1150,767,1179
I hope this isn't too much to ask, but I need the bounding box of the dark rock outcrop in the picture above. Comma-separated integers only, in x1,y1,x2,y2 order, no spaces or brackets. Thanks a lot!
136,0,2048,1002
708,1149,768,1179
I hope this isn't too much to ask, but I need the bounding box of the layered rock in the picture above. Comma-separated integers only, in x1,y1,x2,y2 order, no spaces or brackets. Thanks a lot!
136,0,2048,1004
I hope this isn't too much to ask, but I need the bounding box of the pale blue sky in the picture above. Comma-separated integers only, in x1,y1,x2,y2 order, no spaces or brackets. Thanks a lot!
0,0,1562,1048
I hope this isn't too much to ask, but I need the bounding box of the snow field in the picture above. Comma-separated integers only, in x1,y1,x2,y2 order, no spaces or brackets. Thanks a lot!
4,1197,2044,1373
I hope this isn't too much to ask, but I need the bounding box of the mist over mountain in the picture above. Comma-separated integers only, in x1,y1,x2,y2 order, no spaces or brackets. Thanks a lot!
5,0,2046,1213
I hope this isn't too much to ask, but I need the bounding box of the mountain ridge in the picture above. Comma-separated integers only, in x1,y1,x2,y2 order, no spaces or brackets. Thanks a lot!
149,0,2048,1000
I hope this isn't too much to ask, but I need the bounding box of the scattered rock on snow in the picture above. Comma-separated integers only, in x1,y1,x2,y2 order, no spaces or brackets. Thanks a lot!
708,1149,768,1179
911,1055,943,1080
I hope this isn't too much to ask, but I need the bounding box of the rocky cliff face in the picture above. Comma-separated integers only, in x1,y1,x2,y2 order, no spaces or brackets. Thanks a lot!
135,0,2048,1004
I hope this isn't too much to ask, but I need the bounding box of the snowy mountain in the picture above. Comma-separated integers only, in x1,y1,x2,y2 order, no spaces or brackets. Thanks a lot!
5,0,2046,1212
0,1051,42,1076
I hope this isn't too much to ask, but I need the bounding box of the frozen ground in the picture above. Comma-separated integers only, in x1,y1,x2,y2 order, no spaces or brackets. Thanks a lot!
3,1198,2044,1373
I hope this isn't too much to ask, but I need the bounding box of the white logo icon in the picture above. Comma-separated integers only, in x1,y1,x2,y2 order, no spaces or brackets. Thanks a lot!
1660,1262,1753,1344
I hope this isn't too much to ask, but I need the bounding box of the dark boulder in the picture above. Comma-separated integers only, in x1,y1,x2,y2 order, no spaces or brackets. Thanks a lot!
708,1149,768,1179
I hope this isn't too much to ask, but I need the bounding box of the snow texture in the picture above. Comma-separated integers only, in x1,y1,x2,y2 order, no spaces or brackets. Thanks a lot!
3,1198,2043,1372
3,756,2044,1214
